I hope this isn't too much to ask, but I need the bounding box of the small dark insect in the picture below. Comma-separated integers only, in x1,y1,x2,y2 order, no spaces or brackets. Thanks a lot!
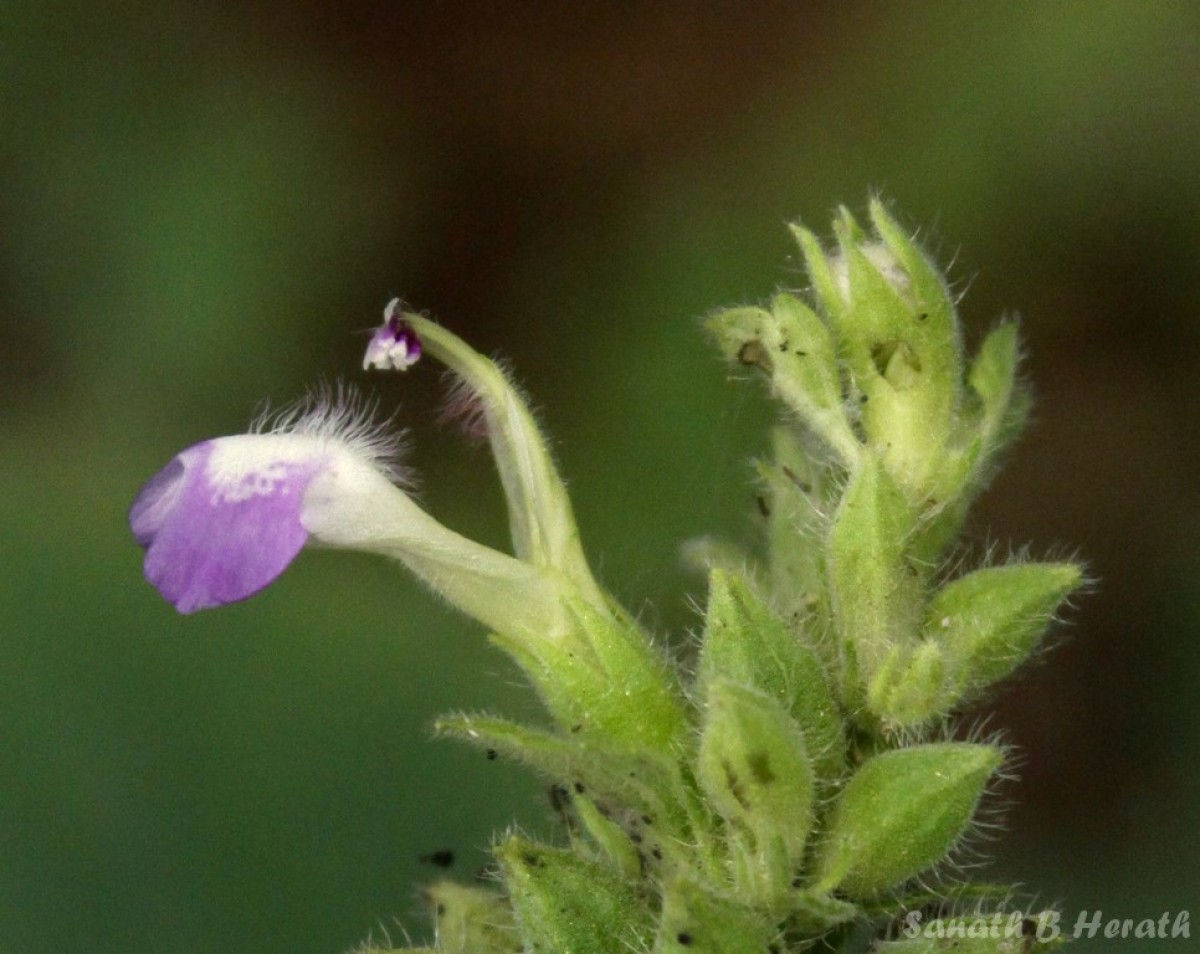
486,748,498,760
756,494,771,518
781,465,813,494
548,783,571,813
737,340,774,374
676,931,693,946
418,849,455,868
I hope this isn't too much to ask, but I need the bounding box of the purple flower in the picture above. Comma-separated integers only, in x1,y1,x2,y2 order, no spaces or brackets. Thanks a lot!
130,396,566,636
130,396,410,613
130,301,611,643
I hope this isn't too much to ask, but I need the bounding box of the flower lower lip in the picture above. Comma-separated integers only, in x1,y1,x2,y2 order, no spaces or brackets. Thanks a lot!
131,437,324,613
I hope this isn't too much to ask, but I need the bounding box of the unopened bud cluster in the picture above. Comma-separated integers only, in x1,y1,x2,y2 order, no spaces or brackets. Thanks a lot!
420,204,1081,954
132,202,1081,954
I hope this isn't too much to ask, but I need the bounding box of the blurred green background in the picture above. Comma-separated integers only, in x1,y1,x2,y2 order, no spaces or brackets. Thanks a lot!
4,2,1199,951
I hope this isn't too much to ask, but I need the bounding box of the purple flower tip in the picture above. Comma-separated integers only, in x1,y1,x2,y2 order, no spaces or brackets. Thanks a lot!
129,437,327,613
363,298,422,371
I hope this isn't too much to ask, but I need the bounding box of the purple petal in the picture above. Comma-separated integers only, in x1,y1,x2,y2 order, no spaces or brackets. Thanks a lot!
129,456,186,547
130,437,327,614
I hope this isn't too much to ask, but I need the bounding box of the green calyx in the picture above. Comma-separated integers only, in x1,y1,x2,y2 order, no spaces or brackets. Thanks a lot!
696,680,816,908
813,742,1004,898
696,570,844,786
497,836,654,954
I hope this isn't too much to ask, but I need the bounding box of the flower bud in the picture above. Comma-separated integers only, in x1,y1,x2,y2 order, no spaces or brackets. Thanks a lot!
496,836,652,954
927,561,1083,701
697,570,843,785
814,742,1002,898
794,202,964,501
866,639,949,727
656,877,776,953
826,455,923,692
707,294,859,463
696,680,815,906
921,320,1032,555
759,425,826,608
